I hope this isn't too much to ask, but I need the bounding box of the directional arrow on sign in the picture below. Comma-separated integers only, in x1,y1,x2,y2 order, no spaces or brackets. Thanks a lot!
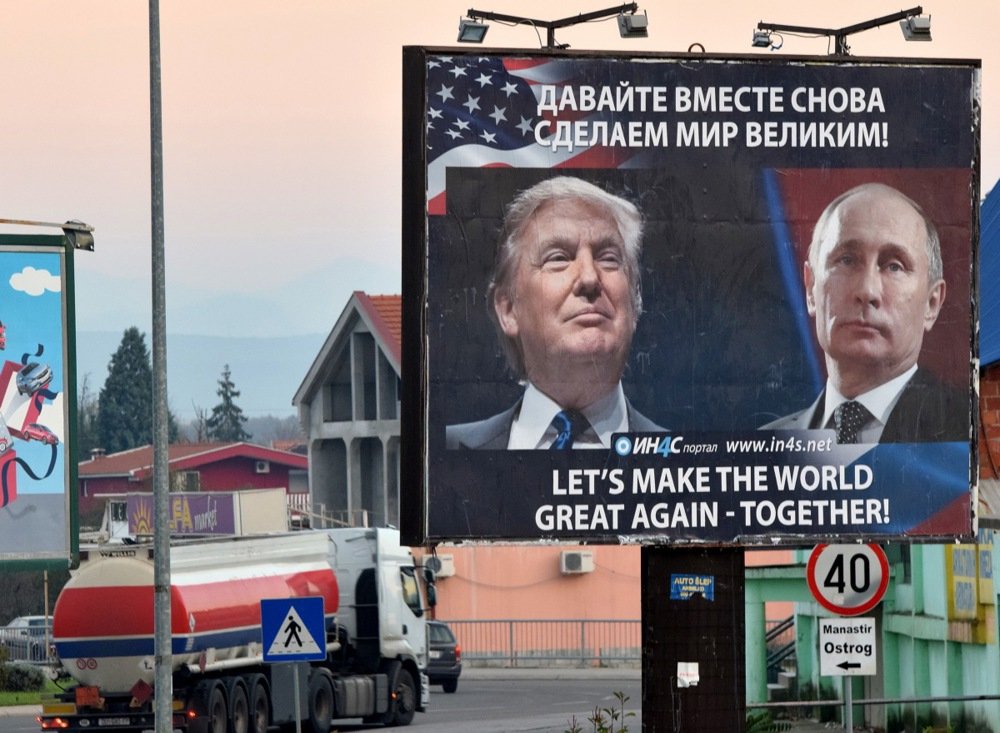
819,617,877,677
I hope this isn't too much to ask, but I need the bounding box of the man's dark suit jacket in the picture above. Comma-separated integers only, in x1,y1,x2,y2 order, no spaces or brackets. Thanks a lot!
446,399,663,450
759,368,969,442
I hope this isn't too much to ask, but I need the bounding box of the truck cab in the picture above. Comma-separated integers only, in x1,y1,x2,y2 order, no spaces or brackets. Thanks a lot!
325,527,432,722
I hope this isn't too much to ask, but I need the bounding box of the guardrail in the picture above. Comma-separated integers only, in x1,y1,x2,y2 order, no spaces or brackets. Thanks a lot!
444,619,641,667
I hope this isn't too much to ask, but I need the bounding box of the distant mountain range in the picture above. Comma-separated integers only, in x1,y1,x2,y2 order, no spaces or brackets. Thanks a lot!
74,256,400,338
70,255,401,423
76,331,328,422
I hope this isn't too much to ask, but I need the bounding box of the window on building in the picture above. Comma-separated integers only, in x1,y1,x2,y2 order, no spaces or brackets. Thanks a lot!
170,471,200,492
354,332,377,421
324,355,352,422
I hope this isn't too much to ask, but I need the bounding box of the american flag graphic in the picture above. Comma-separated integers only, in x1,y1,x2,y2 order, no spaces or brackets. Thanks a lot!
425,55,641,214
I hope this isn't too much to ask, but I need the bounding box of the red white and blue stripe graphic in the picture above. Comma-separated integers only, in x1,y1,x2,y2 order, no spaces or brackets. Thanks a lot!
425,56,640,215
53,551,338,689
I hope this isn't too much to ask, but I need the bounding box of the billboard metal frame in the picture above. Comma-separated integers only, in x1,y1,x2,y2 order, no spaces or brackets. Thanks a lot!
401,47,981,547
0,233,81,570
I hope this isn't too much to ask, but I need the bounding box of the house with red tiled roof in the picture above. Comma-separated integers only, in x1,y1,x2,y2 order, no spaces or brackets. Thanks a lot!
293,292,401,528
78,442,308,517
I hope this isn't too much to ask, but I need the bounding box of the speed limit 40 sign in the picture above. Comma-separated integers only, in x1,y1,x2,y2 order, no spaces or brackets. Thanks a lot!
807,544,889,616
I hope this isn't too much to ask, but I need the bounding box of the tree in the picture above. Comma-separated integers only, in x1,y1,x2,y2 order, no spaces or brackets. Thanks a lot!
95,327,179,454
0,568,71,623
76,373,100,462
190,403,209,442
97,327,154,453
206,364,251,442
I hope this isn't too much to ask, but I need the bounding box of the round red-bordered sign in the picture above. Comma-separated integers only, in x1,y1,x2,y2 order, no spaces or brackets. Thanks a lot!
807,544,889,616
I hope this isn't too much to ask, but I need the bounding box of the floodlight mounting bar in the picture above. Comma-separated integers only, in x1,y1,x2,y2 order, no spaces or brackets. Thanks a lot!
0,218,93,233
0,217,95,250
835,6,922,37
757,6,923,55
467,3,639,48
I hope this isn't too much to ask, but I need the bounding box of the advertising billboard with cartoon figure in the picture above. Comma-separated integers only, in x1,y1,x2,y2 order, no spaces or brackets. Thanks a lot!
0,235,79,567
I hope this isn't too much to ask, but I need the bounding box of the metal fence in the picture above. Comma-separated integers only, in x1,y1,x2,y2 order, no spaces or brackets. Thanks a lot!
445,619,641,667
0,623,52,665
2,617,786,670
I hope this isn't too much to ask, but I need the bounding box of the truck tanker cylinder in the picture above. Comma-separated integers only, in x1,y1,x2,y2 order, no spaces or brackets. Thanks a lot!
52,532,339,692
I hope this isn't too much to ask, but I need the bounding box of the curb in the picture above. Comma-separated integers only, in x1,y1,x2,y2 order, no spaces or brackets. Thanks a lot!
0,704,39,717
1,670,640,717
464,666,640,680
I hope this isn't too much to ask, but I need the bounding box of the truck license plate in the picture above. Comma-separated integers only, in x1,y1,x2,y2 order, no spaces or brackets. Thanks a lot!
98,717,131,726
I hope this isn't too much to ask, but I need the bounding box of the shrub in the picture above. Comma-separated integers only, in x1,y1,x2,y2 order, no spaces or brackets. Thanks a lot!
1,662,46,692
564,691,635,733
747,710,792,732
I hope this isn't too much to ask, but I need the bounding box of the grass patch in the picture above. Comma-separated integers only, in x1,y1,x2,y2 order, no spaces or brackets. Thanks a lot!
0,677,62,707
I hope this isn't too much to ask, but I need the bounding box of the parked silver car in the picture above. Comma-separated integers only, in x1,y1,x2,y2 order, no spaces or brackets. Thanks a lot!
1,615,50,663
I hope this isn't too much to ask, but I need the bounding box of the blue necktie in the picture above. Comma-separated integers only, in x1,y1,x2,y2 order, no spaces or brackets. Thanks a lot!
550,410,587,450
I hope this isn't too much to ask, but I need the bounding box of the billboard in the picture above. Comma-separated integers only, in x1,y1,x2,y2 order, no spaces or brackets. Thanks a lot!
0,235,79,567
401,49,979,545
125,489,290,537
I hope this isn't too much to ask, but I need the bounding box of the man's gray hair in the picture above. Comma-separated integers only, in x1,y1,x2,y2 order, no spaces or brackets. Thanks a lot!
487,176,644,378
809,182,943,283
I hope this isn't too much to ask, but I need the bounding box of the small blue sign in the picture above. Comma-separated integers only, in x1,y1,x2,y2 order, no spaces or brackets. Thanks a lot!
261,597,327,663
669,573,715,601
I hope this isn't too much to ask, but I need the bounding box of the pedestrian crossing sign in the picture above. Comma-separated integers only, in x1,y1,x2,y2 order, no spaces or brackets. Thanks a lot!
260,596,327,663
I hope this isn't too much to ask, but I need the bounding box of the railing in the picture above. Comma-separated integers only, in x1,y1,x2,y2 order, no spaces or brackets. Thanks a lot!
765,616,796,683
444,619,641,667
290,500,380,530
0,624,52,665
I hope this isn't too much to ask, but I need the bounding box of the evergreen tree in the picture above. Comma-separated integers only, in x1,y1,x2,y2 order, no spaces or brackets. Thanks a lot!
97,327,154,453
206,364,251,442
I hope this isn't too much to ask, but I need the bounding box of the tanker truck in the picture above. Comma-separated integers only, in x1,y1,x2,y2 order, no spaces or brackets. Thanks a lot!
38,527,433,733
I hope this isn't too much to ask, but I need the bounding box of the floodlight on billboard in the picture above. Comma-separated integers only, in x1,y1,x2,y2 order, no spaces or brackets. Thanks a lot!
401,48,980,547
754,7,931,55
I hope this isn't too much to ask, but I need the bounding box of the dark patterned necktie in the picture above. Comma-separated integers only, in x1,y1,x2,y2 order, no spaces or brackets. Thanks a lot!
550,410,588,450
833,401,871,444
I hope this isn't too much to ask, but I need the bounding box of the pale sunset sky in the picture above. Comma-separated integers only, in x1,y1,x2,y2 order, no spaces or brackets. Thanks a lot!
0,1,995,337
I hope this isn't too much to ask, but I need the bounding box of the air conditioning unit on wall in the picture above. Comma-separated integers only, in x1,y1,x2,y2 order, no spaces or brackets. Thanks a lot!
435,554,456,578
425,553,456,578
254,460,270,474
560,550,595,575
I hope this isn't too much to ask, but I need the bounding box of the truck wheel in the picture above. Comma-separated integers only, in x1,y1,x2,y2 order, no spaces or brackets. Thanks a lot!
388,669,416,727
307,670,334,733
193,680,228,733
244,676,270,733
225,678,249,733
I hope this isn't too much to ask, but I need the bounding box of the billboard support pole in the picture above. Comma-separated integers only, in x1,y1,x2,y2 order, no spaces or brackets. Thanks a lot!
642,546,745,731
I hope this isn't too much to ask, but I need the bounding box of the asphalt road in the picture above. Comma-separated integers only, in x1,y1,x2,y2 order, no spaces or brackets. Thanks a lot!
0,668,642,733
387,669,642,732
